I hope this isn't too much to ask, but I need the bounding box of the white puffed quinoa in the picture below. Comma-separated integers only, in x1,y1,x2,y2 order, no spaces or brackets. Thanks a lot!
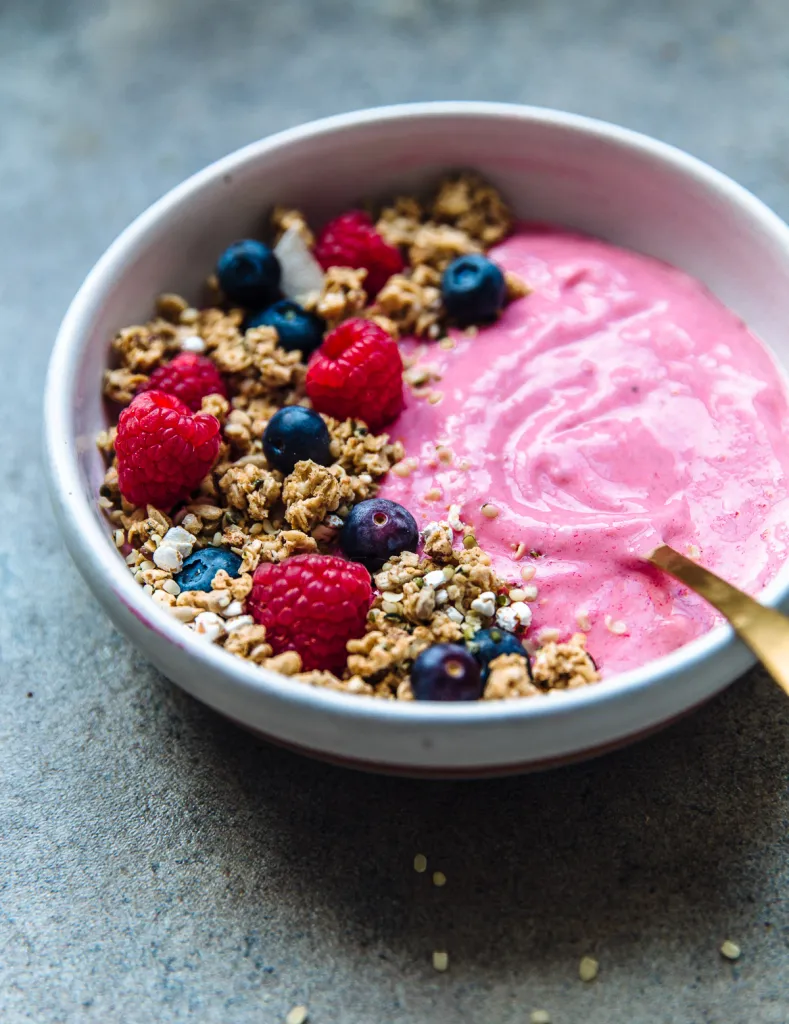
447,504,464,531
496,601,533,632
180,334,206,352
435,589,449,605
424,569,446,588
471,591,496,617
446,607,464,623
193,611,226,642
225,614,255,633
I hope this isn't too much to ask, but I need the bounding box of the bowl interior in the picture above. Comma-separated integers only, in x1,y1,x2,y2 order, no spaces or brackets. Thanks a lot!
49,104,789,771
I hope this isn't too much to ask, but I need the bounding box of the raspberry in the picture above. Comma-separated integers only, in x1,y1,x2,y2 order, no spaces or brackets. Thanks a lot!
249,554,372,671
314,210,404,297
138,353,227,412
305,318,404,431
115,391,221,509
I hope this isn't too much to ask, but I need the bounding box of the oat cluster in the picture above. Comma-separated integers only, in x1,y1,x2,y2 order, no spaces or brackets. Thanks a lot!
97,172,598,700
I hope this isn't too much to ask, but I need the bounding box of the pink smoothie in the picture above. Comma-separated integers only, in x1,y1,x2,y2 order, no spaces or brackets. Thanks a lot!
378,226,789,675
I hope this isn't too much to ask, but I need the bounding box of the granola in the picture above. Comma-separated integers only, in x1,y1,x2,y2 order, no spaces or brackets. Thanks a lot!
97,171,600,702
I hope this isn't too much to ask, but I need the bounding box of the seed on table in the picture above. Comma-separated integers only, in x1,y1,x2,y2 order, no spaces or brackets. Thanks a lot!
413,853,427,873
579,956,599,982
432,951,449,972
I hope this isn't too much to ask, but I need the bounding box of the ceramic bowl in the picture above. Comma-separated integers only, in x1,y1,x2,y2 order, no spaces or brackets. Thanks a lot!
44,102,789,776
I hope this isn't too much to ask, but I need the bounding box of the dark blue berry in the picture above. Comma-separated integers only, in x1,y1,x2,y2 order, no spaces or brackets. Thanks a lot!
216,239,281,308
175,547,242,592
262,406,332,475
441,253,506,326
468,627,531,682
339,498,419,572
411,643,483,701
246,299,325,356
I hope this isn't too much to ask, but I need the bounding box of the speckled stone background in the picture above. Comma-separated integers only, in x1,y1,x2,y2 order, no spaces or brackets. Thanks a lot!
3,1,789,1021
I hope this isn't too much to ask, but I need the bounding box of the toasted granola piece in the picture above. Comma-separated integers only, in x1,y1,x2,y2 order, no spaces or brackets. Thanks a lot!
282,460,354,532
240,529,317,573
409,223,480,273
484,653,540,699
195,307,245,354
531,633,600,690
422,520,455,562
372,271,443,339
246,326,305,389
111,320,180,373
432,172,512,247
327,418,404,478
200,393,230,422
222,623,272,663
346,627,429,682
505,270,532,301
155,292,191,323
210,569,253,602
376,196,424,248
271,205,315,248
218,463,282,521
103,368,148,405
264,651,302,675
295,669,373,693
309,266,368,327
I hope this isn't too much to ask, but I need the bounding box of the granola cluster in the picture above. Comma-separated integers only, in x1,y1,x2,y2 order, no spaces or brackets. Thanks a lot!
97,171,599,701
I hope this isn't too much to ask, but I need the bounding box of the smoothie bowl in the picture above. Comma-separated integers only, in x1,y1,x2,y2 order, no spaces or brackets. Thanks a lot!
44,103,789,775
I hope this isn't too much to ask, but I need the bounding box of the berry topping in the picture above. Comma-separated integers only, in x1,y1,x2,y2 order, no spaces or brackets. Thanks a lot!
441,253,506,326
249,553,372,671
216,239,281,308
411,643,483,702
115,391,221,509
314,210,404,297
305,318,404,431
262,406,332,475
340,498,419,572
175,547,243,593
138,352,227,412
247,299,324,356
468,627,531,681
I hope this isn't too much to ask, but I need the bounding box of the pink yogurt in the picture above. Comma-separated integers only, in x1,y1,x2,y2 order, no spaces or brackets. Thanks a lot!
378,226,789,675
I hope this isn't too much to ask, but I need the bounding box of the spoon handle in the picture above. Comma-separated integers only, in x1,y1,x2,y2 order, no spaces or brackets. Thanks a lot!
647,544,789,698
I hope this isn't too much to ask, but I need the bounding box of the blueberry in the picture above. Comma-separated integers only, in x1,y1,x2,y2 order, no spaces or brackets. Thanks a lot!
339,498,419,572
411,643,483,702
216,239,281,308
468,627,531,682
175,547,242,592
441,253,506,326
262,406,332,475
246,299,325,356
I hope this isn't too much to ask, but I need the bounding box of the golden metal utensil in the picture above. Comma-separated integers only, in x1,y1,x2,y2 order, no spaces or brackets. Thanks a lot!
646,544,789,697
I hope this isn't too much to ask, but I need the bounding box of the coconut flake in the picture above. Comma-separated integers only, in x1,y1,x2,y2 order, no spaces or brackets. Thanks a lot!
274,225,325,302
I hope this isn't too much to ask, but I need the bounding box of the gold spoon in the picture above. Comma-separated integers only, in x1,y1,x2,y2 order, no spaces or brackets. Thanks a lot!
646,544,789,697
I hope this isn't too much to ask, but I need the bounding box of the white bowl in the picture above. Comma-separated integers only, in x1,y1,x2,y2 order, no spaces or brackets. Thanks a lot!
45,102,789,776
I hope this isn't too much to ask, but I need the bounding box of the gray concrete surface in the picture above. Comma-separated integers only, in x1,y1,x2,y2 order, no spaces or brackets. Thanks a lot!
3,0,789,1020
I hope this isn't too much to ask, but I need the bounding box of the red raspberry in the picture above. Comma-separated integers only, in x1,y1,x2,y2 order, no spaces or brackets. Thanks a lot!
115,391,221,509
138,353,227,412
314,210,404,297
305,318,404,431
249,553,372,671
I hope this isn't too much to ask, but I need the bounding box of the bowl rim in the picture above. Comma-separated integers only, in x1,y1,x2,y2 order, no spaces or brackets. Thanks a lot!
45,100,789,731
